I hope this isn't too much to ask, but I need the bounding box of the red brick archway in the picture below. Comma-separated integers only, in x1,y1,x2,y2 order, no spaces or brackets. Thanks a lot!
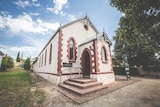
81,48,92,78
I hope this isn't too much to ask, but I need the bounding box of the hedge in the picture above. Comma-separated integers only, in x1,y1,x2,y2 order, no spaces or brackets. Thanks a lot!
113,67,139,76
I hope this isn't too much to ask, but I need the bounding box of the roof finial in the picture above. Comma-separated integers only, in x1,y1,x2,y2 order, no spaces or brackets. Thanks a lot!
103,27,105,33
60,23,62,29
85,13,88,19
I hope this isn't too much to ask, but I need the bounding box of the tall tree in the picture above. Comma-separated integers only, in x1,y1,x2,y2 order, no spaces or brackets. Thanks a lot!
24,57,31,70
16,52,20,62
1,54,14,71
110,0,160,67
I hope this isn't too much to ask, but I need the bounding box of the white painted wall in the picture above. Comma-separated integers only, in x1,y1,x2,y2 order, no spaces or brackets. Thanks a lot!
37,32,59,73
0,55,3,68
91,73,115,84
97,36,112,72
61,20,97,73
33,61,38,72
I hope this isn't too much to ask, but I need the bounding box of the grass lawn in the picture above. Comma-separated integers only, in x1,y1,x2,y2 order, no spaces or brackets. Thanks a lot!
0,68,45,107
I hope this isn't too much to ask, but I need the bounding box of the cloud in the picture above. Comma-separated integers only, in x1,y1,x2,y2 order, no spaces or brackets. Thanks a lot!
0,12,60,34
0,44,40,59
13,0,40,8
67,14,76,21
46,0,68,15
29,12,40,16
46,0,76,21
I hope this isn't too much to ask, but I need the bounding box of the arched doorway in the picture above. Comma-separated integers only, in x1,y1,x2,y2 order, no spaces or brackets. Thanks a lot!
81,49,91,78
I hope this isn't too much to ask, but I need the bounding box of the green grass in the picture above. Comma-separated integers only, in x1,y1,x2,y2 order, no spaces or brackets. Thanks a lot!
0,68,45,107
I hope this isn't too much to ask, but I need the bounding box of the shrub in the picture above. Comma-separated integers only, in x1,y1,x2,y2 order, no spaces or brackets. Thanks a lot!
1,54,14,71
24,57,31,70
113,67,139,76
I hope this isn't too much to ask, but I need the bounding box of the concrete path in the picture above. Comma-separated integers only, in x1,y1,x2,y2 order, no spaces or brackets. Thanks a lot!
32,73,160,107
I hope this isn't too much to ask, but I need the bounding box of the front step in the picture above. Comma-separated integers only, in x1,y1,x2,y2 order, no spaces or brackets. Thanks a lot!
64,81,102,89
59,78,108,97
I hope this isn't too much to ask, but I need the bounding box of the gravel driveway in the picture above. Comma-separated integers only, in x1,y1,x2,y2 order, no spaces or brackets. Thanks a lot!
32,73,160,107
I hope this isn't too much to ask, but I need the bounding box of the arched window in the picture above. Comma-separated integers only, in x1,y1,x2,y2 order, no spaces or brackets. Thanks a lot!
45,49,47,66
70,39,74,60
41,54,43,67
68,37,76,62
49,44,52,64
39,56,41,68
101,46,107,62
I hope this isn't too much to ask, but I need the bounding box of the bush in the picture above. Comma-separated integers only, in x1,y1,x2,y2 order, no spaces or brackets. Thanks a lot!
143,65,160,72
113,67,139,76
24,57,31,70
1,54,14,71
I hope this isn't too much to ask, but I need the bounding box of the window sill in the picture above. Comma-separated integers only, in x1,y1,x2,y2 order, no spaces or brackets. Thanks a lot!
102,61,108,64
69,60,76,63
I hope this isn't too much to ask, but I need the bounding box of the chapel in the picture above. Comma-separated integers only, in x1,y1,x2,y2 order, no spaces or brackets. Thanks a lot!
33,16,115,85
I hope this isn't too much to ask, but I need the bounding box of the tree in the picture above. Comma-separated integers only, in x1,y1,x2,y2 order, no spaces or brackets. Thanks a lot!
16,52,20,62
24,57,31,70
1,54,14,71
110,0,160,67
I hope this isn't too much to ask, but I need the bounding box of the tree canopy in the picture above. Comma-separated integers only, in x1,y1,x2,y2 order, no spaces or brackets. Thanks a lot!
1,54,14,71
16,52,20,62
110,0,160,67
24,57,31,70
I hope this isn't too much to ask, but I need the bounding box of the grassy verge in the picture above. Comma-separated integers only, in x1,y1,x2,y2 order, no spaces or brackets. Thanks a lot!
0,68,45,107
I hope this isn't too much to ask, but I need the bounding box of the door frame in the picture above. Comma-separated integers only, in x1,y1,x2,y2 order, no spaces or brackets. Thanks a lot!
81,48,92,78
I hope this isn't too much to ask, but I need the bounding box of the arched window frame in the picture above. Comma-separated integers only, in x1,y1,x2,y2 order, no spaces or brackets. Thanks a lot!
39,56,41,68
67,37,76,62
101,45,108,63
41,54,43,67
44,49,47,66
49,44,52,64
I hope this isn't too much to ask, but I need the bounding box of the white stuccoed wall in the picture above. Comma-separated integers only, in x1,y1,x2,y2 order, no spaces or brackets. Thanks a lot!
0,55,3,68
97,36,112,72
37,32,59,73
61,20,97,73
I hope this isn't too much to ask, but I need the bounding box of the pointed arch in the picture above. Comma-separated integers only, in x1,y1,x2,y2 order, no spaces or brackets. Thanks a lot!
49,44,52,64
101,45,108,63
45,49,47,66
67,37,77,62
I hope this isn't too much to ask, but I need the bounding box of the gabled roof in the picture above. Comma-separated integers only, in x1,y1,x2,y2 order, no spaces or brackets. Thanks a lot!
61,15,99,34
39,16,99,55
79,32,112,46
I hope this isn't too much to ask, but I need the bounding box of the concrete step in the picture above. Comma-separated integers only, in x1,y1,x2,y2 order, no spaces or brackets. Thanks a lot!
64,80,102,89
59,78,108,96
68,78,97,84
59,83,108,96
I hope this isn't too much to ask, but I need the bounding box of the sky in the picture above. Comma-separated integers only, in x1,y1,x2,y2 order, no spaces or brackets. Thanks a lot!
0,0,122,60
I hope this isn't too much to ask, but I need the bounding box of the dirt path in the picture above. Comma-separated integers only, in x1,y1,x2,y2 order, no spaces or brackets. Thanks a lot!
30,73,160,107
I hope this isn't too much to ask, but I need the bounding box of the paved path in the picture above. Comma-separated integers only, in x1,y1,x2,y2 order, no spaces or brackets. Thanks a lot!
32,73,160,107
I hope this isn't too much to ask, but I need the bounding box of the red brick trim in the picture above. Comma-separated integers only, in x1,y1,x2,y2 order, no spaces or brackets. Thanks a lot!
93,40,99,72
37,72,58,76
36,72,80,76
57,29,63,75
67,37,77,62
91,72,114,74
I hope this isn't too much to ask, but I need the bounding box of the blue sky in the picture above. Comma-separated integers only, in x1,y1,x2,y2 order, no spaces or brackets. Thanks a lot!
0,0,122,59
